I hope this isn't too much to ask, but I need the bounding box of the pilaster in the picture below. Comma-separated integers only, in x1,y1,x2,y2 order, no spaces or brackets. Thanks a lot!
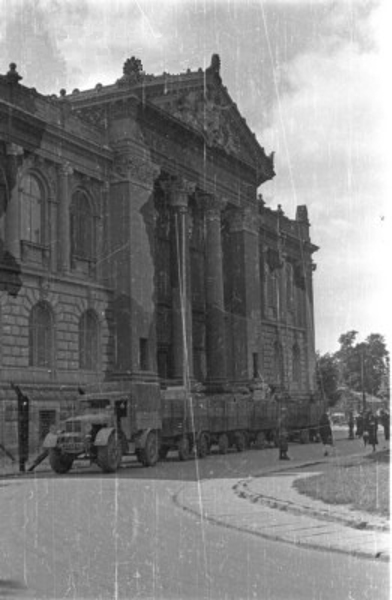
5,143,24,261
58,162,73,273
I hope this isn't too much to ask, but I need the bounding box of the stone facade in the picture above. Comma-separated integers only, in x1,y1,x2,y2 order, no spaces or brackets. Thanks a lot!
0,57,318,455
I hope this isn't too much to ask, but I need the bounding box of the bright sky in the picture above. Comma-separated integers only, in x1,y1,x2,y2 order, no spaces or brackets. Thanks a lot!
1,0,391,355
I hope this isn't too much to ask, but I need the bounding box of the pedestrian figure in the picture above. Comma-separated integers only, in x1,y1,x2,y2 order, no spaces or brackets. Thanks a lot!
366,412,378,452
319,412,333,456
348,411,354,440
380,410,390,442
355,412,364,438
278,409,290,460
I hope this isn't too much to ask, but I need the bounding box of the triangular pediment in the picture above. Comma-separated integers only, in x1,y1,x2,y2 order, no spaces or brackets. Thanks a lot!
147,68,274,180
66,54,274,184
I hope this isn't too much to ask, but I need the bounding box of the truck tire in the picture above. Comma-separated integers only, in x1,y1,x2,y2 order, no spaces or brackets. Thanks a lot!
49,449,74,474
178,437,190,461
97,433,122,473
218,433,229,454
140,431,159,467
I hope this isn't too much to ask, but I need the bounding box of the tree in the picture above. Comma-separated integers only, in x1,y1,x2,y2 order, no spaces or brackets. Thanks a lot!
334,331,389,398
316,352,340,405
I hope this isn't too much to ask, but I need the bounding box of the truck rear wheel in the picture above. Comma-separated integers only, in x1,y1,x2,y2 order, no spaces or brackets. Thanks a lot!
97,433,122,473
49,449,74,474
140,431,159,467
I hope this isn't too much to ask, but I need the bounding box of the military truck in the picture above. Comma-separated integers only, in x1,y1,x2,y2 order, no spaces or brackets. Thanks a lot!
43,383,161,474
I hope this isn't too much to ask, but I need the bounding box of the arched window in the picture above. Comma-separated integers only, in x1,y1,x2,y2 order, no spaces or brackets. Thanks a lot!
293,344,301,383
70,190,95,261
29,302,53,367
79,310,99,370
20,174,44,244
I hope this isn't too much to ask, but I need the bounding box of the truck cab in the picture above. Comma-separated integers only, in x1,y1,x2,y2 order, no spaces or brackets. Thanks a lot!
43,388,161,474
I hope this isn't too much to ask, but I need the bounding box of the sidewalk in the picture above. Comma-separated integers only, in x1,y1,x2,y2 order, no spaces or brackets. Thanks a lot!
174,461,390,563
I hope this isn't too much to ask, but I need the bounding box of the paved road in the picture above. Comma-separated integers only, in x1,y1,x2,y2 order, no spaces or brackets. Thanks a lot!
0,431,389,599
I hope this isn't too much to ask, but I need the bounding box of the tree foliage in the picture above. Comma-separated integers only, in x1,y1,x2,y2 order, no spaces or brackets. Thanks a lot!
317,331,390,402
316,352,340,405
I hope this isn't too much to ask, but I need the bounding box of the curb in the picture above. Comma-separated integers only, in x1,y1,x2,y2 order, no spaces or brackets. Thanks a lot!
233,478,390,533
172,482,390,563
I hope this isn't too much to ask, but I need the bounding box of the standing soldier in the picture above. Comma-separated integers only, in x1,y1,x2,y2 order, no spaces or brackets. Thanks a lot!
278,408,290,460
319,411,333,456
380,410,390,442
366,411,378,452
355,412,364,438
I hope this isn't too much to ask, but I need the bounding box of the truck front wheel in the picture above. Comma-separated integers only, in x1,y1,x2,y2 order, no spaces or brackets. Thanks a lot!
97,433,122,473
49,449,74,474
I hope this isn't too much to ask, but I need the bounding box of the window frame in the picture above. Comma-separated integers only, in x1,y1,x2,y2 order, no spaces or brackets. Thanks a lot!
28,302,53,369
19,172,46,246
70,189,96,263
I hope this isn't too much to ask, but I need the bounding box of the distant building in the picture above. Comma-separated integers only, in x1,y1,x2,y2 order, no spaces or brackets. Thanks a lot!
0,56,318,453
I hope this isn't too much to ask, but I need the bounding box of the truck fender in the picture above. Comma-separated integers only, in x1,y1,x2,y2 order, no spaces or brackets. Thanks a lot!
94,427,116,447
42,433,59,448
135,428,155,450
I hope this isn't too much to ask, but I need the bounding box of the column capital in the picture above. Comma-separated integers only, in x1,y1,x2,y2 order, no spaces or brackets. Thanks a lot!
197,192,226,220
59,162,73,177
5,143,24,157
166,176,196,210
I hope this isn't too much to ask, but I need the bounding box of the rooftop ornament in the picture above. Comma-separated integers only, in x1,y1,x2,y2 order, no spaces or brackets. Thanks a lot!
5,63,22,84
117,56,144,86
206,54,221,81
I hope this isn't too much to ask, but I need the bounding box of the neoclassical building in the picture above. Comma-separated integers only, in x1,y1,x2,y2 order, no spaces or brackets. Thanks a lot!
0,56,318,454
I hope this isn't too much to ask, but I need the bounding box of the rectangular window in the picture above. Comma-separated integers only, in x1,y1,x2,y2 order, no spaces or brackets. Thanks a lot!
139,338,149,371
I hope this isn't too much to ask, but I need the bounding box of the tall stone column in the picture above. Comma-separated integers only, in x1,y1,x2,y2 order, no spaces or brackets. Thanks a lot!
169,178,194,382
227,205,261,381
5,143,24,260
58,162,73,273
203,194,227,384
